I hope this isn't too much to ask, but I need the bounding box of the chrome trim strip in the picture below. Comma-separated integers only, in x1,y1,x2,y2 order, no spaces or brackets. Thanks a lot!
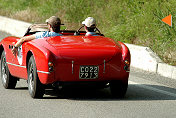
103,60,106,73
72,61,74,74
7,62,50,74
7,62,26,68
37,70,50,74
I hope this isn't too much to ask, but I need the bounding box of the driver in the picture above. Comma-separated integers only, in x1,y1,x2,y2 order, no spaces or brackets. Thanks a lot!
12,16,62,56
82,17,99,36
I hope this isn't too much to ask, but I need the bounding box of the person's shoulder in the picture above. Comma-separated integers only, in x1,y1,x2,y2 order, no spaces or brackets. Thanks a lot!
34,31,46,39
86,32,98,36
50,32,62,36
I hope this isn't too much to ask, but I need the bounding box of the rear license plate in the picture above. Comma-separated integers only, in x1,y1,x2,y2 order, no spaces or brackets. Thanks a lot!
79,66,99,79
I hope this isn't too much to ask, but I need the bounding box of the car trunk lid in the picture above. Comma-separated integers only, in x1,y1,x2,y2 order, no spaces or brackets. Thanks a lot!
46,36,122,65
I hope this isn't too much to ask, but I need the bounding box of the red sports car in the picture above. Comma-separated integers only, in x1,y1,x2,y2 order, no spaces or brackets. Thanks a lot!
0,24,130,98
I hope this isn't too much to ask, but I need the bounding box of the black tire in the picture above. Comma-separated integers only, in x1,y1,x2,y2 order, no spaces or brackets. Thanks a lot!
110,80,128,98
1,51,17,89
27,55,44,98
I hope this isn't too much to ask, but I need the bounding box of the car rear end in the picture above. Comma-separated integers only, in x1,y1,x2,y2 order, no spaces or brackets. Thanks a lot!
47,36,130,86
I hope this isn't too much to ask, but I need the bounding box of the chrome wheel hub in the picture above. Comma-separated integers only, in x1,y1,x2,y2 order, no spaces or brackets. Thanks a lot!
29,65,34,93
1,58,7,84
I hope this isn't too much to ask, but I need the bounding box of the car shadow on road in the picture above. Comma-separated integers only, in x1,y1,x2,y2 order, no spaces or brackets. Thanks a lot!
14,87,28,90
43,84,176,101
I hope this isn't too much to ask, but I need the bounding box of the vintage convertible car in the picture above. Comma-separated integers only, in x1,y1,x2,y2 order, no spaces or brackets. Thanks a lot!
0,24,130,98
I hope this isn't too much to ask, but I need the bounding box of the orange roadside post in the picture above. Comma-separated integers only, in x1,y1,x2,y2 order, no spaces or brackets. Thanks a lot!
162,14,172,27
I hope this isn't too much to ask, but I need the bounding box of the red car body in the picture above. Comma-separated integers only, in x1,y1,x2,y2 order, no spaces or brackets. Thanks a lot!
0,29,130,98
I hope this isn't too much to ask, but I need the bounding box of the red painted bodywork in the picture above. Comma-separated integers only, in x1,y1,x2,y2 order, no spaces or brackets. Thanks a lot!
0,33,131,85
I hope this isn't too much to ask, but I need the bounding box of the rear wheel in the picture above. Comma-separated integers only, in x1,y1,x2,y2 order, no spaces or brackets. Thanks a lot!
1,51,17,89
110,80,128,98
27,55,44,98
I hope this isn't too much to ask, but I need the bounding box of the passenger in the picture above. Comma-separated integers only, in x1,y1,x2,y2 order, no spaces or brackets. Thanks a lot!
12,16,62,56
82,17,99,36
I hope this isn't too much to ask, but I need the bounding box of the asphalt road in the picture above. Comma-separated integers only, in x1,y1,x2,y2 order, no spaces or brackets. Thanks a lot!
1,31,176,118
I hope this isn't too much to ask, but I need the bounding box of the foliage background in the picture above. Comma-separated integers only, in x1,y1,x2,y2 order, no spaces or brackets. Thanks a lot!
0,0,175,65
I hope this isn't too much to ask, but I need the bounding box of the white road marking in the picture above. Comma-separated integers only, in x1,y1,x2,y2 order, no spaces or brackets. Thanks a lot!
129,81,176,98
